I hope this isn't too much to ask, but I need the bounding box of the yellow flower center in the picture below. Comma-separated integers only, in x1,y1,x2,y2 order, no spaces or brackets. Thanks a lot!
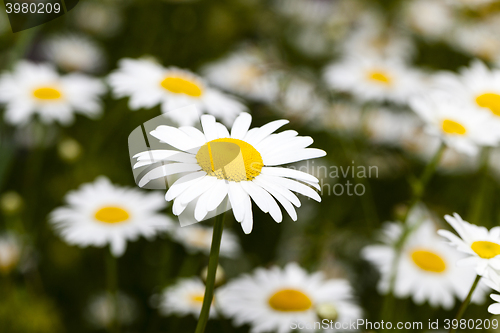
471,241,500,259
190,294,205,304
367,70,392,85
196,138,264,182
160,76,203,97
476,93,500,117
268,289,313,312
441,119,467,135
33,87,62,100
410,249,446,273
94,206,130,224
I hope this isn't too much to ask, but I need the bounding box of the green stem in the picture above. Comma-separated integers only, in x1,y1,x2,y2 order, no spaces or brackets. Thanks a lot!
381,142,446,328
106,251,119,333
449,275,481,333
468,147,491,225
194,211,226,333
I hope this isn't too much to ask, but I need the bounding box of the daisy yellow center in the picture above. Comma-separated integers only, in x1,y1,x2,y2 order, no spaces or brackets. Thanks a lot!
268,289,313,312
471,241,500,259
195,138,264,182
441,119,467,135
94,206,130,224
476,93,500,116
410,249,446,273
160,76,203,97
367,70,392,85
190,293,205,304
33,87,62,100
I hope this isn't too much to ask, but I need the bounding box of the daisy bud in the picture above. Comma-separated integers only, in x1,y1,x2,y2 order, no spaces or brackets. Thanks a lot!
315,303,338,322
0,191,23,215
201,264,226,287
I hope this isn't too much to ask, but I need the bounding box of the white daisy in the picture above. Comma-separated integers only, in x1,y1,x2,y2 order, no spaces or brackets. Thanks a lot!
409,93,500,155
49,177,174,257
403,0,455,40
324,56,423,104
157,277,217,318
202,49,280,103
72,1,122,37
217,263,362,333
172,224,241,258
133,112,326,234
0,61,106,125
84,292,138,328
363,219,486,309
434,61,500,124
438,213,500,276
108,58,247,126
42,33,105,73
0,233,22,275
450,23,500,64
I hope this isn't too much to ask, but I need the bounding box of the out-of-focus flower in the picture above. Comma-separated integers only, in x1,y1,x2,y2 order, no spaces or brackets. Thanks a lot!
108,58,247,126
72,1,122,37
42,34,105,73
201,264,226,287
403,0,455,40
172,224,241,258
450,23,500,64
409,93,500,156
157,277,216,318
0,61,106,126
203,49,280,103
134,113,325,234
434,61,500,125
0,191,23,215
217,262,362,333
448,0,498,8
363,218,486,309
438,213,500,276
324,56,423,104
57,137,83,162
84,292,138,328
0,233,22,275
49,176,174,257
274,0,339,24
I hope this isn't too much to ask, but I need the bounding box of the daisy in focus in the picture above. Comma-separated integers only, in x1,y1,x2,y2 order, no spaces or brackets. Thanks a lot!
157,277,217,318
108,58,247,126
324,56,423,104
133,112,326,234
172,224,241,258
0,61,106,126
409,93,500,155
217,263,362,333
49,177,174,257
202,49,280,103
42,34,105,73
363,218,486,309
438,213,500,276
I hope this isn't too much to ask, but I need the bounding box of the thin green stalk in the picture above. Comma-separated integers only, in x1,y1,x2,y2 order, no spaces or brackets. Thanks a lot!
106,251,119,333
381,143,446,328
468,147,491,226
449,275,481,333
194,211,226,333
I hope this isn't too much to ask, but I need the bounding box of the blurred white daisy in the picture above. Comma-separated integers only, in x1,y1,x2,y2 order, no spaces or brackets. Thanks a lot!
217,263,362,333
0,233,22,275
451,23,500,64
448,0,497,8
172,224,241,258
134,112,325,234
324,56,423,104
274,0,338,24
72,1,122,37
49,177,174,257
157,277,217,318
403,0,455,40
203,49,280,103
85,292,138,329
108,58,247,126
0,61,106,126
435,61,500,123
409,93,500,155
363,219,486,309
438,213,500,276
42,34,105,73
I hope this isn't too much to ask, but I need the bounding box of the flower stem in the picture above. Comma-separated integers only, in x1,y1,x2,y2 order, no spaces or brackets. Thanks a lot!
106,250,120,333
381,142,446,329
449,275,481,333
195,211,226,333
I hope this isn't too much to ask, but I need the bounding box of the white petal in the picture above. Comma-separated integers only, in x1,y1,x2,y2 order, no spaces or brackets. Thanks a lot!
230,112,252,139
201,115,218,141
264,148,326,166
150,125,204,151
